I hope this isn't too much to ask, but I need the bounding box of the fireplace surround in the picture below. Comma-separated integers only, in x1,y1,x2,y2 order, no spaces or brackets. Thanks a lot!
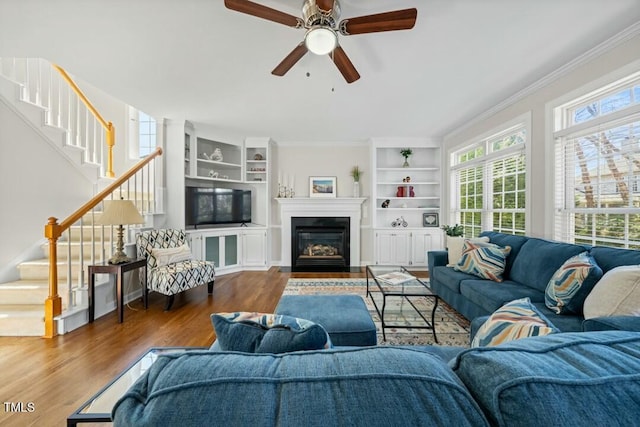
277,198,366,272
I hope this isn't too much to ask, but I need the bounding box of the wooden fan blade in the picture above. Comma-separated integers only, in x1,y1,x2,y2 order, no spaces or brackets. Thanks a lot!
332,46,360,84
272,43,308,76
340,8,417,35
224,0,300,27
316,0,335,12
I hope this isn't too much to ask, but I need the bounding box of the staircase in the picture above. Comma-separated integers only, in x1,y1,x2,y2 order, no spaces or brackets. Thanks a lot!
0,219,112,336
0,57,162,336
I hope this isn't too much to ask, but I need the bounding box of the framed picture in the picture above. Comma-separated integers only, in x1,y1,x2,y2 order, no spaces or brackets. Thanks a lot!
423,212,439,227
309,176,337,198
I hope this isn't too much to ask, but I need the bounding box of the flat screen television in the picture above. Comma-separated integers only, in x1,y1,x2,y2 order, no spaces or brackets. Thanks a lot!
185,187,251,227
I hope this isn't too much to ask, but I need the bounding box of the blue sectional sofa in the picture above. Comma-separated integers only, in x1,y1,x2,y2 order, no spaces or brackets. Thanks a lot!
112,330,640,426
428,231,640,333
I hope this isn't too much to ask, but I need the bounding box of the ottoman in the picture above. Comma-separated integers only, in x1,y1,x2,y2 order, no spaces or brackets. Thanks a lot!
275,294,377,346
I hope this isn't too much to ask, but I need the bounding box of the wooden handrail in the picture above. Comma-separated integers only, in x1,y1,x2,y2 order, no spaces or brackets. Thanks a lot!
52,64,116,178
43,147,163,337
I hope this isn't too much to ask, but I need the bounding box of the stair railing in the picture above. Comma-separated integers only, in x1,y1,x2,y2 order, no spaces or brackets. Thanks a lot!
0,57,115,177
44,147,163,338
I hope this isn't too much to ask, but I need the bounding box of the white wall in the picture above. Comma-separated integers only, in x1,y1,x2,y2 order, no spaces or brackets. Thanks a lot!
0,99,93,282
271,142,373,265
441,32,640,239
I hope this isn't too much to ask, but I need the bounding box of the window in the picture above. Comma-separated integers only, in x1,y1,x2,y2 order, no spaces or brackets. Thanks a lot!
128,107,157,158
450,119,528,238
553,71,640,248
137,111,157,157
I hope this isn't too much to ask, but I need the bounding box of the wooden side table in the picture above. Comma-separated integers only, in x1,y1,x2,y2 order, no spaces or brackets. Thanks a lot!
88,258,147,323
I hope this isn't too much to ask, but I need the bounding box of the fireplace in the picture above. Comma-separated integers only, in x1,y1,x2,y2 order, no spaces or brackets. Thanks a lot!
291,217,350,272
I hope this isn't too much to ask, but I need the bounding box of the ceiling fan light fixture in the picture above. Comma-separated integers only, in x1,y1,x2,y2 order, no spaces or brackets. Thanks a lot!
304,27,337,55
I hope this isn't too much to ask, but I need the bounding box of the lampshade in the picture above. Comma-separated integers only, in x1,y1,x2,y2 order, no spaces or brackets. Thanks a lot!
98,199,144,264
98,200,145,226
304,27,337,55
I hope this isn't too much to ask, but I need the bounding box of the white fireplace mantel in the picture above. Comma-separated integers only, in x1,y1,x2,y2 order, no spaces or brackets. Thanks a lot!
276,197,367,268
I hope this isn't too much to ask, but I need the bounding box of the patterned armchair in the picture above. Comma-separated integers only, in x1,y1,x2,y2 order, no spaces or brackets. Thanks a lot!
137,229,215,310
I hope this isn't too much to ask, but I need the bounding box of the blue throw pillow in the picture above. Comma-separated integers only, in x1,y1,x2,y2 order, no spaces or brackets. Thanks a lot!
472,298,559,347
544,252,603,315
211,312,332,353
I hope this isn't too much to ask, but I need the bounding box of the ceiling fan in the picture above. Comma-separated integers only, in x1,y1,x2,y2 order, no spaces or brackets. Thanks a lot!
224,0,417,83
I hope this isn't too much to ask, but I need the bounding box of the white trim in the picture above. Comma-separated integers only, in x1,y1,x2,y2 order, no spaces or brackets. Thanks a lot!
276,197,366,267
444,21,640,141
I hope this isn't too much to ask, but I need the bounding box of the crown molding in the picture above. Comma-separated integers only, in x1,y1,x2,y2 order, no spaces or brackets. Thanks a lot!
443,21,640,141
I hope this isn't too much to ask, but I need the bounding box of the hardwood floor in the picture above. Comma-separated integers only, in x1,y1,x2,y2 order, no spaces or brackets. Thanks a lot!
0,267,372,426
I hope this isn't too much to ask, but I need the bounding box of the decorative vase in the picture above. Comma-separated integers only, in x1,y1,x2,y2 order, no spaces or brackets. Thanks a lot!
353,181,360,198
402,158,410,167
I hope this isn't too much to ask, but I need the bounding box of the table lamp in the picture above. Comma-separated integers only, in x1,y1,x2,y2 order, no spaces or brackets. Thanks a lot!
98,199,145,264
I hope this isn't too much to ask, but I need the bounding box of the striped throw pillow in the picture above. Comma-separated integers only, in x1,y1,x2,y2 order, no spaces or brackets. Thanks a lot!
545,252,603,315
472,298,559,347
453,240,511,282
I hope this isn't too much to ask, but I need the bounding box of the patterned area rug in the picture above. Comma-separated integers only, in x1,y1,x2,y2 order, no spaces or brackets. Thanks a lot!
284,278,470,347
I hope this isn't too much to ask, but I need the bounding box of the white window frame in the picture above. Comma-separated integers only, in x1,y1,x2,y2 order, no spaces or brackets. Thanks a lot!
549,64,640,248
448,113,531,237
127,106,158,159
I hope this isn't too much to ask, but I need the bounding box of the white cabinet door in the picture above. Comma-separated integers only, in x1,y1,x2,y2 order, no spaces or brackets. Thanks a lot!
411,230,444,267
242,229,267,267
195,231,240,270
375,231,411,265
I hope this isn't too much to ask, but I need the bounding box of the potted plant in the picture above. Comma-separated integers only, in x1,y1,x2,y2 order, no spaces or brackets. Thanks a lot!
400,148,413,167
350,166,363,197
441,224,464,237
350,165,363,182
441,224,465,265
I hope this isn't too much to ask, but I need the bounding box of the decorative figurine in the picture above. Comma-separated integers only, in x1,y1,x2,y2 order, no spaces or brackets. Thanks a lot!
391,216,408,227
381,199,390,208
211,148,223,162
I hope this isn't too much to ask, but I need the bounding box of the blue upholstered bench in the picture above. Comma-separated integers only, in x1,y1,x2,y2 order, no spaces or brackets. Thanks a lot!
275,295,377,347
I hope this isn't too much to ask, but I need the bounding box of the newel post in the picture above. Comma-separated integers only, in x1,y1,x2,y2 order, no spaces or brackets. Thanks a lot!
106,122,115,178
44,217,62,338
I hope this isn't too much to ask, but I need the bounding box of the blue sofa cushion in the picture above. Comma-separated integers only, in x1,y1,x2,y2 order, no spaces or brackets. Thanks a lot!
471,298,559,347
211,312,331,353
451,331,640,427
531,302,584,332
460,279,545,314
480,231,529,278
113,347,490,426
582,315,640,332
431,265,479,294
589,246,640,274
544,252,603,315
454,241,511,282
509,238,585,292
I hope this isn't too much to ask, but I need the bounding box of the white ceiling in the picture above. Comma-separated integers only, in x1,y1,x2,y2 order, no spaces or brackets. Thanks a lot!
1,0,639,143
